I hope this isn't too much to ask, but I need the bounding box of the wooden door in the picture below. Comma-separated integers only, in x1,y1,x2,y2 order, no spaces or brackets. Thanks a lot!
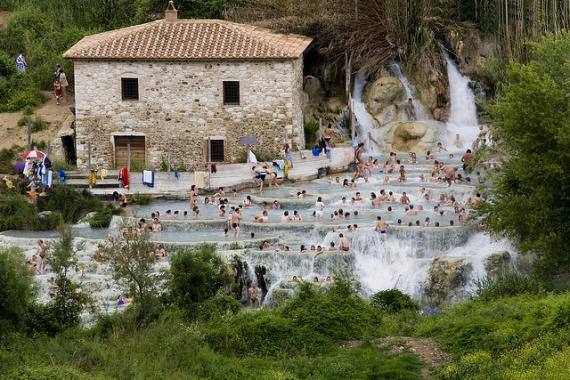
114,136,145,168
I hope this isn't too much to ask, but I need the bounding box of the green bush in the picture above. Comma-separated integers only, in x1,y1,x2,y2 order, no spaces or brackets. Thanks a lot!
0,247,34,334
169,245,233,314
197,295,241,322
304,121,320,148
475,272,541,301
0,193,39,231
205,311,331,356
5,89,46,112
37,185,102,223
129,193,152,205
370,289,419,313
89,209,113,228
0,146,20,174
277,281,383,342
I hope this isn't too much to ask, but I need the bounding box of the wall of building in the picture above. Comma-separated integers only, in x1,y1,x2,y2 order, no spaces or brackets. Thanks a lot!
73,59,305,169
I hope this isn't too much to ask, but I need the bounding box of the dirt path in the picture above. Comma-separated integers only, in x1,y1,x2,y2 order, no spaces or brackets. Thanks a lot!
376,337,450,380
341,336,450,380
0,92,74,150
0,11,11,29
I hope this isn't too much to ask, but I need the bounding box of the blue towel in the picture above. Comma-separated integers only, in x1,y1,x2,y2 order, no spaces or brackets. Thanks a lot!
57,169,65,183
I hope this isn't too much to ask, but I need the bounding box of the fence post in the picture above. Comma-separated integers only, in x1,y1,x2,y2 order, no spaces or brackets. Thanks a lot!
88,143,92,190
127,143,131,172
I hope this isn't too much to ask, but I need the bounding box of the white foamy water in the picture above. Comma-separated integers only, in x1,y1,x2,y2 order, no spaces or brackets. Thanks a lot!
353,73,381,154
444,52,480,151
389,62,427,120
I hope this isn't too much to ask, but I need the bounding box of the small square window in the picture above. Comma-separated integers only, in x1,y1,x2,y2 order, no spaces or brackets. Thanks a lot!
121,78,139,100
223,81,240,105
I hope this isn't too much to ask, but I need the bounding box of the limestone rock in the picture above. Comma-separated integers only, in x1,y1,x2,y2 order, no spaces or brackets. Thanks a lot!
382,120,443,153
364,77,405,116
484,251,514,280
373,105,398,126
424,256,473,306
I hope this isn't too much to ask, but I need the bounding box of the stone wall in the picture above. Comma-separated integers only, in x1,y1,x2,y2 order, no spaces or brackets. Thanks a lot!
73,59,305,169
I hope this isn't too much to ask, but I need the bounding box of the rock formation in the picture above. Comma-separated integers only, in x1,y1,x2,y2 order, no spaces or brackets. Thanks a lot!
424,256,473,306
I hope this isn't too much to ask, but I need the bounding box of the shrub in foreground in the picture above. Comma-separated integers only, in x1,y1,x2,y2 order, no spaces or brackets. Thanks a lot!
0,247,34,334
370,289,419,313
475,272,541,301
169,245,233,314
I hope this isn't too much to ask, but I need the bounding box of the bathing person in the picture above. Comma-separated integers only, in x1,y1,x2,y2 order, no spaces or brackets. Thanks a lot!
462,149,474,171
371,193,381,208
400,192,410,205
406,205,417,216
252,165,267,193
36,240,48,275
398,165,406,182
151,218,162,232
248,283,259,308
254,210,269,223
328,242,338,251
437,142,448,152
293,210,303,221
232,223,241,240
243,195,252,207
190,185,198,209
404,98,417,121
442,165,458,186
281,211,291,222
314,197,325,221
409,152,417,164
354,143,365,164
324,125,334,147
375,216,387,234
273,200,281,209
339,233,350,251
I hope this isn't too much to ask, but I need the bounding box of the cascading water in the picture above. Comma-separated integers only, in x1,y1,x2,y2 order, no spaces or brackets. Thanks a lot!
389,63,427,120
444,52,480,150
352,73,381,154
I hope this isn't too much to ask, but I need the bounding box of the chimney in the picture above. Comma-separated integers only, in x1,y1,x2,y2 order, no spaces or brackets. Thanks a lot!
165,1,178,22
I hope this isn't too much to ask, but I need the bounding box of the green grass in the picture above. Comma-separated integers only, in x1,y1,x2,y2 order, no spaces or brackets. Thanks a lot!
416,292,570,379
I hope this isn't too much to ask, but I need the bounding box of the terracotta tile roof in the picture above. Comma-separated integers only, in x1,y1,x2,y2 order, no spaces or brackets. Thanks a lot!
64,19,312,61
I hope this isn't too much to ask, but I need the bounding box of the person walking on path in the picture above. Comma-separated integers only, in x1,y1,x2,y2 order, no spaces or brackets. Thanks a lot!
54,78,62,105
58,69,69,103
16,53,27,73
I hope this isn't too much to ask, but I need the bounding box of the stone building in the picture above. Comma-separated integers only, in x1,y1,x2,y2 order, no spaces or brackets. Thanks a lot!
64,6,312,169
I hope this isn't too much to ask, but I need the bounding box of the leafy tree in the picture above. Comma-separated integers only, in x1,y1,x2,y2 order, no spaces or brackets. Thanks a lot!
486,31,570,277
103,227,162,323
49,226,90,329
169,244,233,314
0,247,34,333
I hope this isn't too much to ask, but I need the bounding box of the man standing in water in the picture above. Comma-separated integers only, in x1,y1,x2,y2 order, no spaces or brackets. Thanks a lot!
248,283,259,308
404,98,417,121
339,233,350,251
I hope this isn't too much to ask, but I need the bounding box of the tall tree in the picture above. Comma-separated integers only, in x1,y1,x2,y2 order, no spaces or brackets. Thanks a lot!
486,31,570,277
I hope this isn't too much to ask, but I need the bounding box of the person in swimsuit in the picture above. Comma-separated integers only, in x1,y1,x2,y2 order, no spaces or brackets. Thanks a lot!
339,233,350,251
375,216,388,234
248,283,259,308
252,165,267,193
323,126,334,147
